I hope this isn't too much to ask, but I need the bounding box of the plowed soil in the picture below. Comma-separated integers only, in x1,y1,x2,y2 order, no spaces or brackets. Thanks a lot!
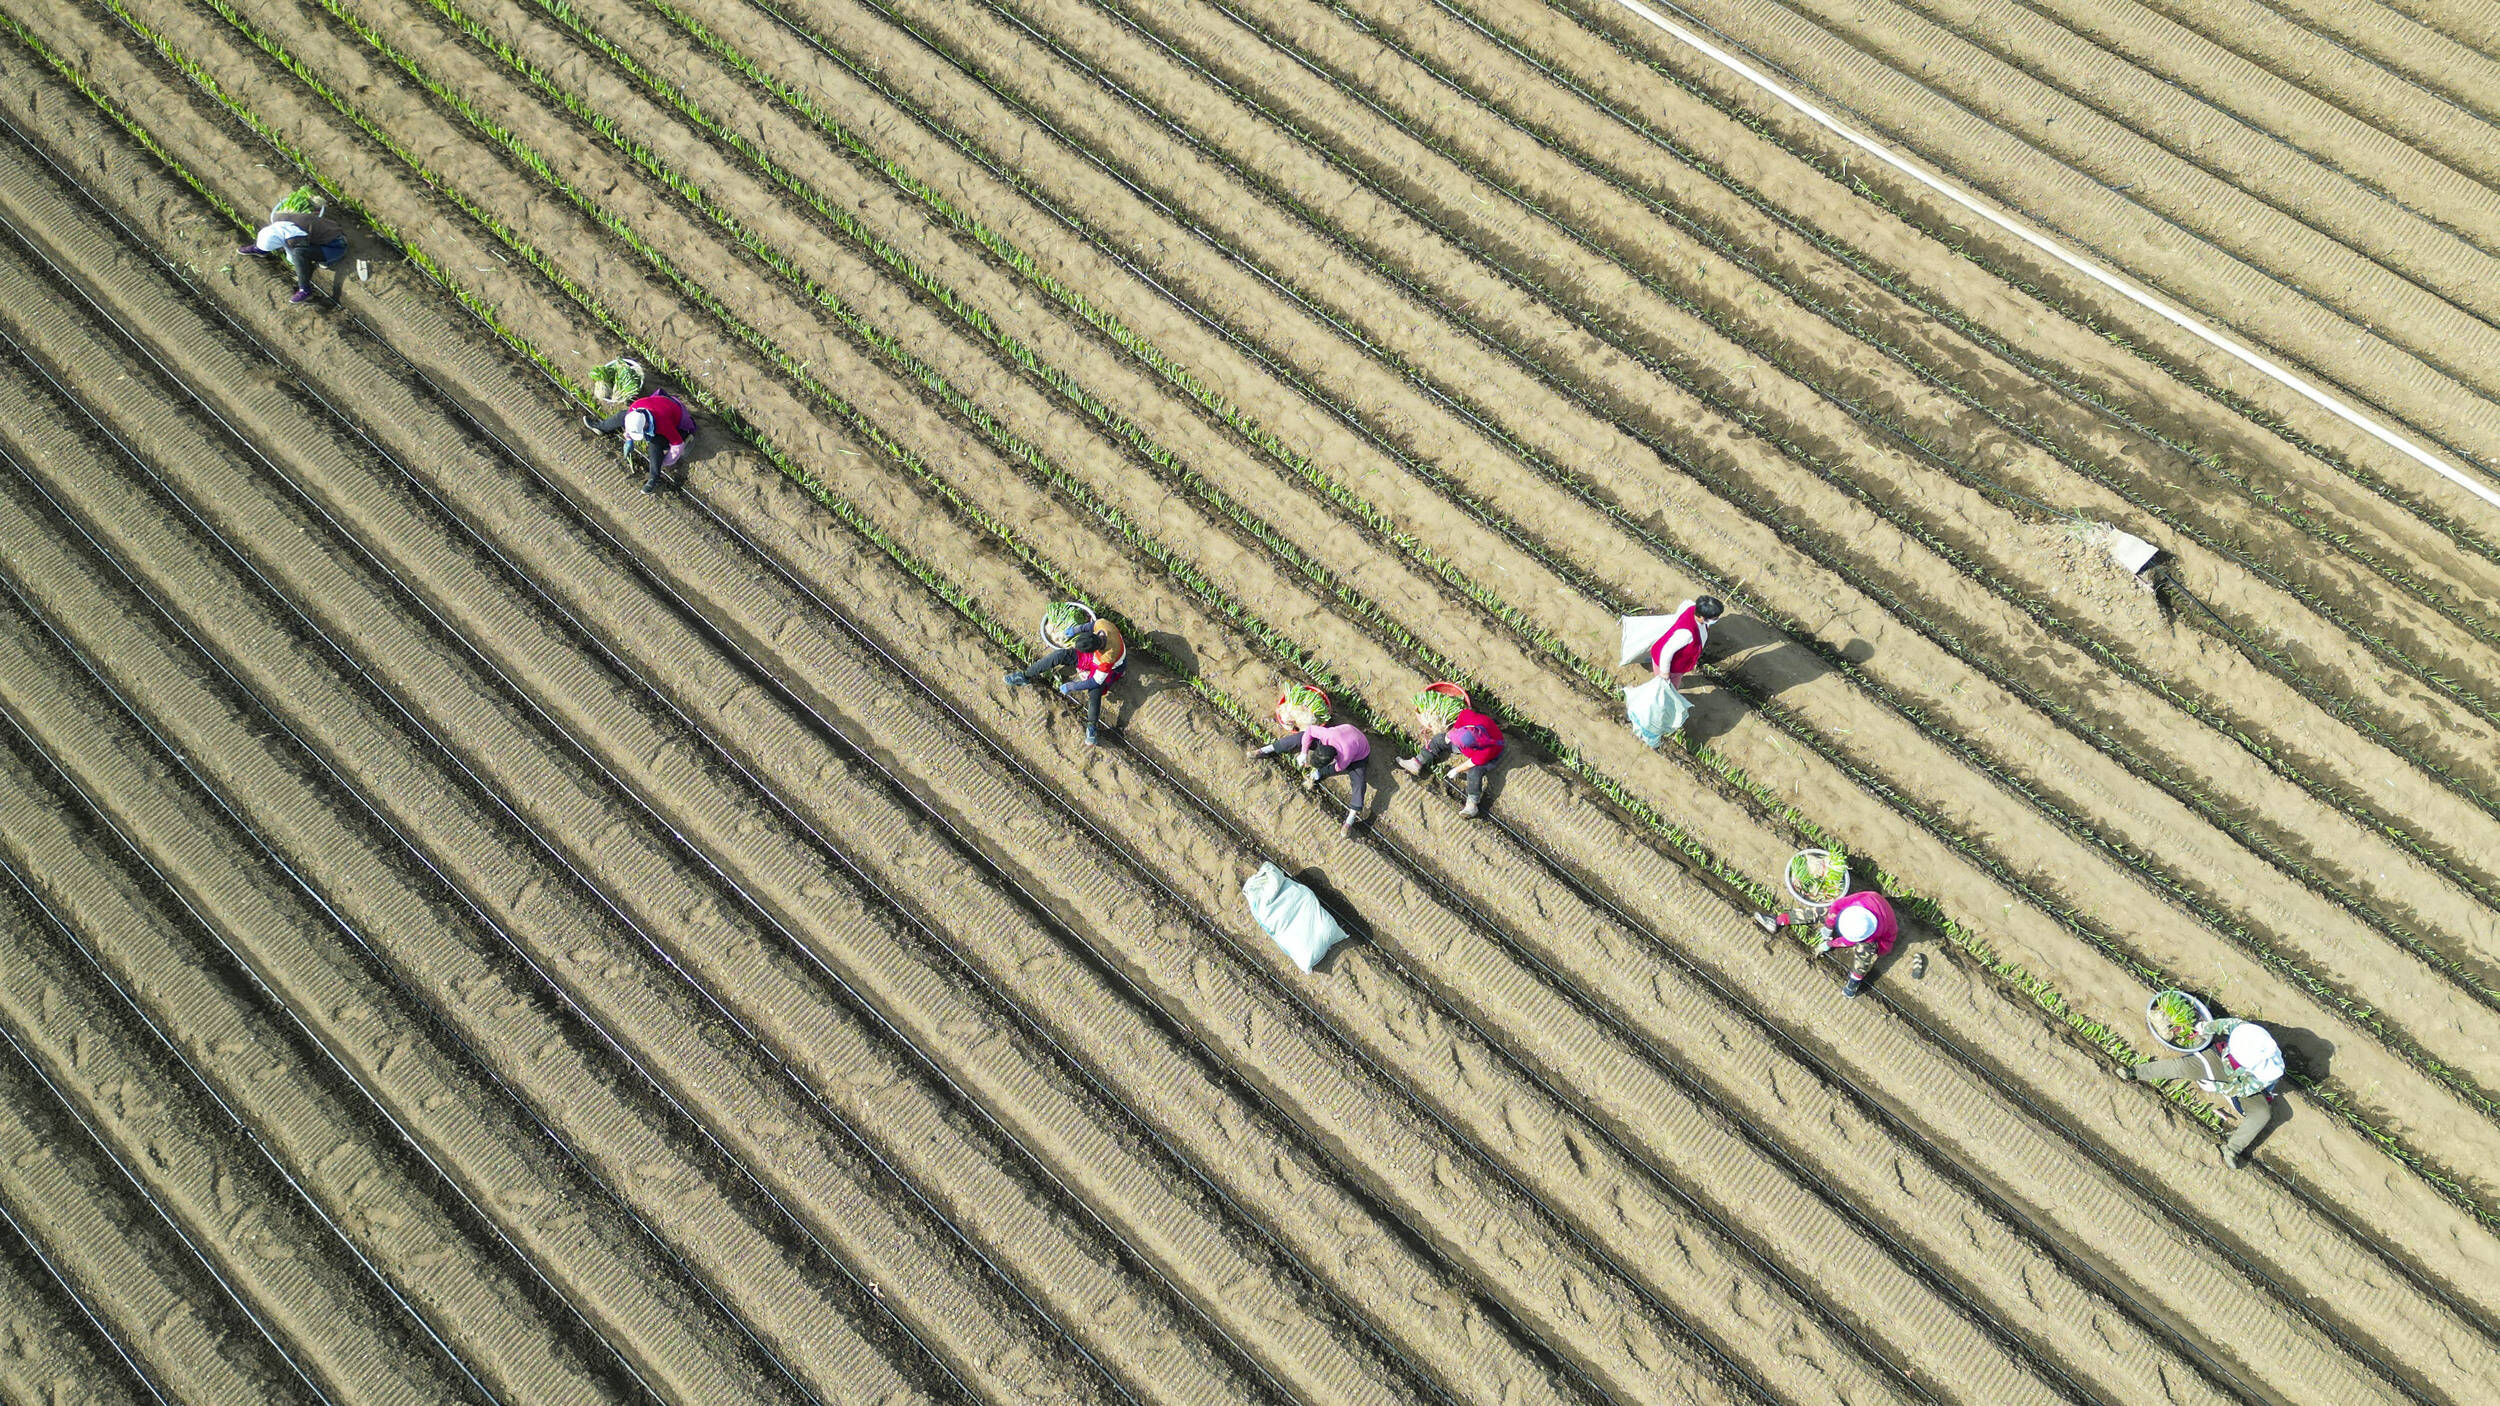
0,0,2492,1402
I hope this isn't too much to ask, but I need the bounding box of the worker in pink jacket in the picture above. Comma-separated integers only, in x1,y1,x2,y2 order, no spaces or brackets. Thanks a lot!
1250,722,1372,837
583,391,698,493
1756,889,1896,997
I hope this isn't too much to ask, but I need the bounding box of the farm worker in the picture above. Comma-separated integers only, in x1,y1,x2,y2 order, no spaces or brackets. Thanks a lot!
237,208,350,304
583,391,698,493
1650,596,1724,684
2118,1018,2287,1168
1005,604,1126,747
1397,690,1504,819
1250,722,1372,836
1755,889,1896,997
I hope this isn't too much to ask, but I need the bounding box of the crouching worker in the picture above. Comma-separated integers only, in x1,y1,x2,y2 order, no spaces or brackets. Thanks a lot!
1397,684,1503,819
1756,888,1896,997
583,391,698,494
2119,1018,2287,1169
1649,596,1724,685
237,200,349,305
1249,720,1372,837
1005,603,1126,746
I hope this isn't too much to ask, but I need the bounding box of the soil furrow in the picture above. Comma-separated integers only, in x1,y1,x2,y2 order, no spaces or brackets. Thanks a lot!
0,433,909,1406
0,942,314,1406
2252,0,2500,125
1991,0,2500,235
0,144,1305,1406
0,600,825,1406
0,665,628,1405
1896,0,2500,278
130,5,1886,1398
1655,0,2500,467
0,823,492,1406
0,1193,159,1406
2117,0,2500,184
1549,0,2500,563
0,27,1593,1406
34,0,2480,1390
217,11,2467,1398
815,0,2500,1215
0,280,1118,1406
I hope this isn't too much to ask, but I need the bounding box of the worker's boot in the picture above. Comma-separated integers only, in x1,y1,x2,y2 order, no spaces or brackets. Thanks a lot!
1003,669,1029,688
1342,809,1362,838
2114,1065,2139,1083
1459,797,1480,819
1084,722,1101,747
1396,756,1423,776
1842,975,1867,999
1752,912,1783,933
2220,1148,2245,1170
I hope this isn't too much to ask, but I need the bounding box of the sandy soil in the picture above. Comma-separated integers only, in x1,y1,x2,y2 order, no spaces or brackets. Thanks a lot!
0,0,2493,1401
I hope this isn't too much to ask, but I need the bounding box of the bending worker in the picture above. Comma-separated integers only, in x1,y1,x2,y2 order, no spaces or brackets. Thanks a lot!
237,208,350,304
1650,596,1724,685
1250,721,1372,837
1005,604,1126,747
2120,1018,2287,1169
1398,688,1504,819
583,390,698,494
1756,887,1896,997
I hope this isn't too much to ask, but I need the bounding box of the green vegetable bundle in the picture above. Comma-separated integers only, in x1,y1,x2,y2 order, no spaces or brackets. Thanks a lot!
271,183,322,214
588,356,645,403
1280,682,1329,724
1413,688,1462,729
1042,601,1095,646
1786,850,1848,904
2154,990,2203,1047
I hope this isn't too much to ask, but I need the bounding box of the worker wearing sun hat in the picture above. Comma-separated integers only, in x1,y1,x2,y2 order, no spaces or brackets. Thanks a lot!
2119,1017,2288,1168
1756,888,1896,997
582,390,699,493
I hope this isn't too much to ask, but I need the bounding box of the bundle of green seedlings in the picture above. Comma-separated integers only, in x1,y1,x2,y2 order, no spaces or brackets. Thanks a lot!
1785,849,1849,906
588,355,644,402
2153,989,2205,1049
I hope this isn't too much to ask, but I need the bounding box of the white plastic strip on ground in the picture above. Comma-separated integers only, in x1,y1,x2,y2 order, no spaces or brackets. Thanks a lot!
1602,0,2500,517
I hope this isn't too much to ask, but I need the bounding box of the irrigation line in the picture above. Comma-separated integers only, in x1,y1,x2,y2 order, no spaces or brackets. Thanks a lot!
966,0,2500,1127
0,721,339,1406
0,1102,176,1406
0,392,834,1406
0,168,1279,1406
1594,0,2500,520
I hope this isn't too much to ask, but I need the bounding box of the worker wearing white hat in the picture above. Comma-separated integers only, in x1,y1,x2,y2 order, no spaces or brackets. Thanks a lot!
2119,1018,2288,1168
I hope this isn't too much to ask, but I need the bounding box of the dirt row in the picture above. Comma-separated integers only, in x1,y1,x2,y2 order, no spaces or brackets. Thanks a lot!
19,2,2500,1400
19,2,2470,1400
2250,0,2500,126
895,0,2500,1150
615,0,2500,1260
0,1193,152,1406
1648,0,2500,472
73,0,2500,1390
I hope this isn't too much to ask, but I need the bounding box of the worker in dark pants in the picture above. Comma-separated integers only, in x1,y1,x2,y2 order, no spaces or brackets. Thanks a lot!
1756,889,1896,998
1005,605,1125,747
1250,721,1372,836
237,209,350,304
582,391,697,493
1397,689,1503,819
2119,1018,2287,1168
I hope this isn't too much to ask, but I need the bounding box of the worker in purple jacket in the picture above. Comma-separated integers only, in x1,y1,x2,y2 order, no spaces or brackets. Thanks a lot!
1250,721,1372,837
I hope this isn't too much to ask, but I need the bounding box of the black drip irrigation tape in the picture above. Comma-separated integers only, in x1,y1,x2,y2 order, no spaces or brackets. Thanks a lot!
0,1153,177,1406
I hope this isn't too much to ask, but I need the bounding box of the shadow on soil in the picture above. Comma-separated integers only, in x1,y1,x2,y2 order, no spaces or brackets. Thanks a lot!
1679,619,1872,750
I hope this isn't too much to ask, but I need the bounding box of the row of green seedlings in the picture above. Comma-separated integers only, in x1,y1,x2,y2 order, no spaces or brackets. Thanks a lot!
409,0,2362,1150
1072,0,2500,991
1315,0,2500,840
911,0,2500,1040
685,0,2500,1141
119,0,2487,1218
1514,0,2500,582
806,0,2500,1212
1163,0,2500,824
42,0,2284,1205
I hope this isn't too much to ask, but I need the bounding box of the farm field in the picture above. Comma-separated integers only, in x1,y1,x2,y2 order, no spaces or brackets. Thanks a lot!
0,0,2492,1402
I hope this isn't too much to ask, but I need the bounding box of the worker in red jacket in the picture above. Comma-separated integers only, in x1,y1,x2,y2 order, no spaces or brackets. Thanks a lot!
1005,609,1127,747
1649,596,1724,685
583,391,698,493
1398,692,1504,819
1756,889,1896,997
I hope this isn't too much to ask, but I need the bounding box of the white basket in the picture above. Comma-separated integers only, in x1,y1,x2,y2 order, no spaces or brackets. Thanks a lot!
1782,849,1849,914
2145,989,2213,1054
1038,603,1098,649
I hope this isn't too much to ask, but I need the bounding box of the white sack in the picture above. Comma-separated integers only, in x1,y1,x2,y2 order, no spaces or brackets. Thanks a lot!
1625,677,1690,748
1618,614,1677,668
1242,862,1350,973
